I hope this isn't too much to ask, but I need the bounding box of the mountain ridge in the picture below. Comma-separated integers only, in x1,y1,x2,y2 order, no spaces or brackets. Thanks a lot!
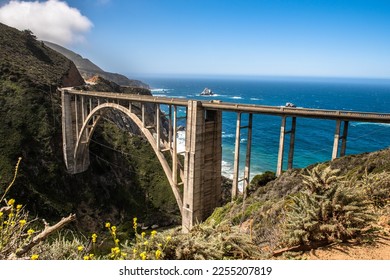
43,41,149,88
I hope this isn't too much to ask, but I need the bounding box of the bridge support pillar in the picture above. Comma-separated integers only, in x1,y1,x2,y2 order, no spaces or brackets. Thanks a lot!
332,120,349,160
276,116,296,177
232,113,253,199
182,101,222,232
61,90,90,174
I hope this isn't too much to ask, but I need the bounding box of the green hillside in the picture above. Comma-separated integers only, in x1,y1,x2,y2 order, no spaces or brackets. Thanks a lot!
0,23,178,232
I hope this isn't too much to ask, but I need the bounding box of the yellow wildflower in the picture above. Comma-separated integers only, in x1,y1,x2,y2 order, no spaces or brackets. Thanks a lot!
83,255,90,260
8,213,14,219
114,238,120,245
111,226,117,233
140,251,147,260
141,232,146,239
77,245,84,252
31,254,39,260
0,212,3,218
151,230,157,237
166,236,172,242
92,233,97,243
19,219,27,227
158,243,163,248
89,254,94,259
111,247,120,255
105,222,111,228
110,247,121,259
27,229,35,236
16,204,22,211
155,249,162,260
133,248,137,254
143,240,148,246
7,199,15,206
133,217,137,229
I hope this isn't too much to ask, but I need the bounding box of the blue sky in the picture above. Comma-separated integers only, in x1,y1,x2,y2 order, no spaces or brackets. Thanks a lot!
1,0,390,79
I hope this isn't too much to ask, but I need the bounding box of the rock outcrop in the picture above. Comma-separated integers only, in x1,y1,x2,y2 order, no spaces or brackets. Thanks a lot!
62,61,85,87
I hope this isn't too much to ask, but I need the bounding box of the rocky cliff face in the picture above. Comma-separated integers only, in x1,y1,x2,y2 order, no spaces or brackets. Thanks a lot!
62,61,85,87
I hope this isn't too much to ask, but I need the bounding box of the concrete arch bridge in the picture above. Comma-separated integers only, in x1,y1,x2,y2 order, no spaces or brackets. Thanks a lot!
61,89,390,231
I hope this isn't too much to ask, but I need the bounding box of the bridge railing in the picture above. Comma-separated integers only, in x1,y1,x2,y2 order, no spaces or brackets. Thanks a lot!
65,89,390,123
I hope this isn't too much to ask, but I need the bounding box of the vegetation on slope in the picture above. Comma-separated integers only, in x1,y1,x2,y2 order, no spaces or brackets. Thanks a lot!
43,41,149,88
198,149,390,259
0,23,178,233
3,148,388,260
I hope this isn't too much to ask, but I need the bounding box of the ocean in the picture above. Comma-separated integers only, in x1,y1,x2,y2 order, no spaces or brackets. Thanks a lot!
142,76,390,180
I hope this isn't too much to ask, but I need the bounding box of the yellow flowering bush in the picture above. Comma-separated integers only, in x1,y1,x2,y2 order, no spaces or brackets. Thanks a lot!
0,157,40,259
1,158,174,260
126,217,171,260
0,196,43,259
95,217,171,260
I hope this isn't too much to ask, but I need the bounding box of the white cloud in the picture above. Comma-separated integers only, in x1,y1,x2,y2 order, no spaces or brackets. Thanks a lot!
0,0,93,46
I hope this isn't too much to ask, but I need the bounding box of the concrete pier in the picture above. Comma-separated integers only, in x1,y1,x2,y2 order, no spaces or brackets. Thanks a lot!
276,116,296,176
332,120,349,160
182,101,222,232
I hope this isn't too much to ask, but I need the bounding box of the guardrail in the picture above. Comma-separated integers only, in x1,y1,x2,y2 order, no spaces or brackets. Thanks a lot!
65,89,390,123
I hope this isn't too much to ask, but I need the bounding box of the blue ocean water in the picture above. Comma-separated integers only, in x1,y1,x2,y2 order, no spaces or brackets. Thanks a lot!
143,76,390,179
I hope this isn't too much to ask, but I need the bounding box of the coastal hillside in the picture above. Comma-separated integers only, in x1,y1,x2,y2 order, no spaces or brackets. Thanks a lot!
154,148,389,260
43,41,149,88
0,22,178,232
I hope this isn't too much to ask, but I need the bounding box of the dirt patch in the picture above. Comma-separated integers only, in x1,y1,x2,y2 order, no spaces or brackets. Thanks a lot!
305,216,390,260
305,235,390,260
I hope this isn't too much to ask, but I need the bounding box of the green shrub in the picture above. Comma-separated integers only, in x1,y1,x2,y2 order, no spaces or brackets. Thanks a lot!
250,171,276,187
167,223,263,260
282,166,375,246
359,170,390,208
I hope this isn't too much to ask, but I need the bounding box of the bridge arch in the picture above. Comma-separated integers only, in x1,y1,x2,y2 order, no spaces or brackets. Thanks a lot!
74,102,183,214
62,89,224,232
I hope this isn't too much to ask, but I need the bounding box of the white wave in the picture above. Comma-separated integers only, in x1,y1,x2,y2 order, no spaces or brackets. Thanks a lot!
222,133,235,138
240,138,247,143
250,97,262,101
151,88,171,92
152,94,167,97
352,122,390,127
230,96,242,99
221,160,234,179
221,160,246,191
176,130,186,154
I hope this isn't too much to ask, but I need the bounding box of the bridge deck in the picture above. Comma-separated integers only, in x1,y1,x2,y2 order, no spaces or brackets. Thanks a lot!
66,89,390,123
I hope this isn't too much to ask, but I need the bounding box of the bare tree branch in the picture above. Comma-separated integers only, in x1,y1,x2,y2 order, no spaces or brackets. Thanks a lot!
15,214,76,257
